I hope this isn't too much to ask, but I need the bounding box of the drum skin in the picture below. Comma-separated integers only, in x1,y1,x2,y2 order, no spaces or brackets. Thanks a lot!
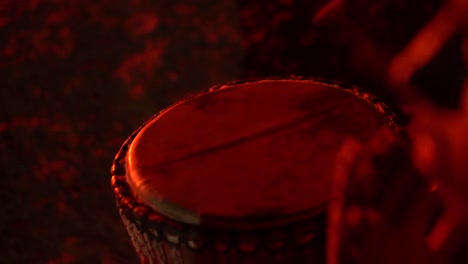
111,77,399,264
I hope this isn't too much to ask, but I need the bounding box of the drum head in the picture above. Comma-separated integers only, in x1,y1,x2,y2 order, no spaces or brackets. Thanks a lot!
125,79,395,228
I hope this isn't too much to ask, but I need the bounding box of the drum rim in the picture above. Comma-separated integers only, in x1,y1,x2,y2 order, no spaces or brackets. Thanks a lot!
111,76,401,231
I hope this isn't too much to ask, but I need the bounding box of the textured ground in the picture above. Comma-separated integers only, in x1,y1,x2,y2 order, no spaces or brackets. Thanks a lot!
1,1,442,263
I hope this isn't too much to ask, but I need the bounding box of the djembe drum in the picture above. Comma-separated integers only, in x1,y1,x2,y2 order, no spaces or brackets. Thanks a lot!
111,78,398,264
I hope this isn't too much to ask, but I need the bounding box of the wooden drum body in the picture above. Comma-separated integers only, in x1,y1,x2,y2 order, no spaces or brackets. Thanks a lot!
111,78,398,264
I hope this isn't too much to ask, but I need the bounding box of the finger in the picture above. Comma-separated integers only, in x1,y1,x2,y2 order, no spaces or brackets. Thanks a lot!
312,0,343,27
388,5,460,86
328,137,363,264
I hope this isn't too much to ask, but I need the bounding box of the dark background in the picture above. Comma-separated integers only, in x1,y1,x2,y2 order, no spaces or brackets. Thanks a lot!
0,0,453,263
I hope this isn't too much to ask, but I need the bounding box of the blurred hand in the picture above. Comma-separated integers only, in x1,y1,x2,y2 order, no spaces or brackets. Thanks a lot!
388,0,468,253
329,128,444,264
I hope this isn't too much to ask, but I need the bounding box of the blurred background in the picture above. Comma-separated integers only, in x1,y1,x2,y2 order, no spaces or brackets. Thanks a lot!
1,0,462,263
